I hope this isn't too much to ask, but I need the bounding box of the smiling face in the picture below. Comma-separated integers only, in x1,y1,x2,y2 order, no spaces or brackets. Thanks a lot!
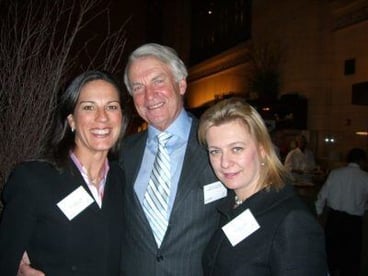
206,119,265,200
128,56,186,131
67,79,123,158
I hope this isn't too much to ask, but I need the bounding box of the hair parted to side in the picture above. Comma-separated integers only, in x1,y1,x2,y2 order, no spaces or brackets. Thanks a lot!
198,97,290,190
123,43,188,95
48,70,128,168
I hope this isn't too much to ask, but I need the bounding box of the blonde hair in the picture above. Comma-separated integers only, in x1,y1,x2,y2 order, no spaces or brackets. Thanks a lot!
198,97,290,190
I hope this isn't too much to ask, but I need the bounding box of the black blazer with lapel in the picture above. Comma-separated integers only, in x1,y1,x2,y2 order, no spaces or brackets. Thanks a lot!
119,117,227,276
0,159,124,276
203,184,328,276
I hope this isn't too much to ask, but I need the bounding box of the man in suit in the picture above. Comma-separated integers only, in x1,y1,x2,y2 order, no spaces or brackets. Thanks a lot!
119,43,228,275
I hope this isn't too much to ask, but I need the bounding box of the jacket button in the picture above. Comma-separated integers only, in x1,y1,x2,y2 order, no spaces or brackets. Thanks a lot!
71,265,77,271
156,255,164,262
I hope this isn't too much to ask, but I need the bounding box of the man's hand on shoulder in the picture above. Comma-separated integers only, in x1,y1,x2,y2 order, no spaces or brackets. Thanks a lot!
17,252,45,276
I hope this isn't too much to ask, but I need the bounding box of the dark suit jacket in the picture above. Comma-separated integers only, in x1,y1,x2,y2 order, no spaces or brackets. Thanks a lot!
203,184,328,276
0,159,124,276
119,117,227,276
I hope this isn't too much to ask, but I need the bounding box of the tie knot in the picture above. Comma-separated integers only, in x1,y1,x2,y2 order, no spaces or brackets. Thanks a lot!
157,132,172,146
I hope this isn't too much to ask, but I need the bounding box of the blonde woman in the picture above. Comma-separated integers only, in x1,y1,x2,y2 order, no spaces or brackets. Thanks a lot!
198,97,327,276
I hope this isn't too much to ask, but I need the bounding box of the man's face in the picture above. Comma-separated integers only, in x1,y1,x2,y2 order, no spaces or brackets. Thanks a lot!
128,56,187,131
297,135,307,150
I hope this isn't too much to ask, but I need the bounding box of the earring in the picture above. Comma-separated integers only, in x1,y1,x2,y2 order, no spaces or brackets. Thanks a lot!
71,127,75,133
260,161,265,166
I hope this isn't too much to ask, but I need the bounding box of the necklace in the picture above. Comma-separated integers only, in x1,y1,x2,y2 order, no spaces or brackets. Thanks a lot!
88,172,102,186
234,195,244,208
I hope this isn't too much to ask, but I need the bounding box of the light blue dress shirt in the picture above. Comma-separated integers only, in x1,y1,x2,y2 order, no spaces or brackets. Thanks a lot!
134,110,192,216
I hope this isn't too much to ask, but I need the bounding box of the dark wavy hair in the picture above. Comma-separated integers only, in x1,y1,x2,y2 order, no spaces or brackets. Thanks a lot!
47,70,128,168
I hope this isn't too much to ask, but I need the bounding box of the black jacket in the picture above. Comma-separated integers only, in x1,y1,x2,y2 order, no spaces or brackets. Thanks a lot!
0,159,124,276
203,184,328,276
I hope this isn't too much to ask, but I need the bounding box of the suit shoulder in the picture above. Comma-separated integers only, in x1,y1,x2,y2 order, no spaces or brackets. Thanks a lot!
108,161,124,176
9,160,56,178
3,160,58,198
266,188,320,234
267,185,310,217
122,131,146,148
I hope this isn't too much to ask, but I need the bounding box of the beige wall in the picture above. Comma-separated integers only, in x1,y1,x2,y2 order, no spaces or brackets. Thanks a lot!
186,0,368,162
186,43,251,107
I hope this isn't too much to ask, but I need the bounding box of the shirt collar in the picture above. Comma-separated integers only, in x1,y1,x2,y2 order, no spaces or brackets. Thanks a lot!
147,109,192,143
347,162,360,168
69,151,109,183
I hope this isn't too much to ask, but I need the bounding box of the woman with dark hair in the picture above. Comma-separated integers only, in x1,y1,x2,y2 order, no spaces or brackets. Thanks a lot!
50,70,128,165
0,70,128,275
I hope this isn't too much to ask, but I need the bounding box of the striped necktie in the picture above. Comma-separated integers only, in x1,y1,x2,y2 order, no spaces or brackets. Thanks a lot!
143,132,172,247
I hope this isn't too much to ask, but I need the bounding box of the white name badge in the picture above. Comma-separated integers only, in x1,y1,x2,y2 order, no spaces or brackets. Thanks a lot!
57,186,94,220
203,181,227,204
222,208,260,247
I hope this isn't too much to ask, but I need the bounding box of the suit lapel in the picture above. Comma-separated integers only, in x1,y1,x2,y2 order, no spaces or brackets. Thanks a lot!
123,132,148,190
122,132,154,227
172,119,209,211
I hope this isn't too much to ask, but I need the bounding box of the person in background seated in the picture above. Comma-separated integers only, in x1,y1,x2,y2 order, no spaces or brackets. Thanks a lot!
315,147,368,276
0,70,127,276
198,97,328,276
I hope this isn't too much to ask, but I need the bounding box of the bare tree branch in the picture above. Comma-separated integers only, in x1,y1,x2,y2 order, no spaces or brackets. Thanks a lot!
0,0,129,209
247,39,285,101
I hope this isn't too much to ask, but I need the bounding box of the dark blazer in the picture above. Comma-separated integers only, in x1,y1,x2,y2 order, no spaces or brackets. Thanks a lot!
0,159,124,276
119,117,227,276
203,184,328,276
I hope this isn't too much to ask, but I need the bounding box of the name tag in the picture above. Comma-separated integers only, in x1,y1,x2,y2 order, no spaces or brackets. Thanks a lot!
57,186,94,220
203,181,227,204
222,208,260,246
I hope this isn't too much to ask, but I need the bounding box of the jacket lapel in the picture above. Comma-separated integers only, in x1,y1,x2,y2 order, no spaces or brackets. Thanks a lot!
121,132,154,228
172,119,210,211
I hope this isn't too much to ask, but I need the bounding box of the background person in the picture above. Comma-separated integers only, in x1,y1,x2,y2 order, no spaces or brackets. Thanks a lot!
284,134,317,185
119,43,229,275
315,148,368,276
198,97,328,275
0,70,127,276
